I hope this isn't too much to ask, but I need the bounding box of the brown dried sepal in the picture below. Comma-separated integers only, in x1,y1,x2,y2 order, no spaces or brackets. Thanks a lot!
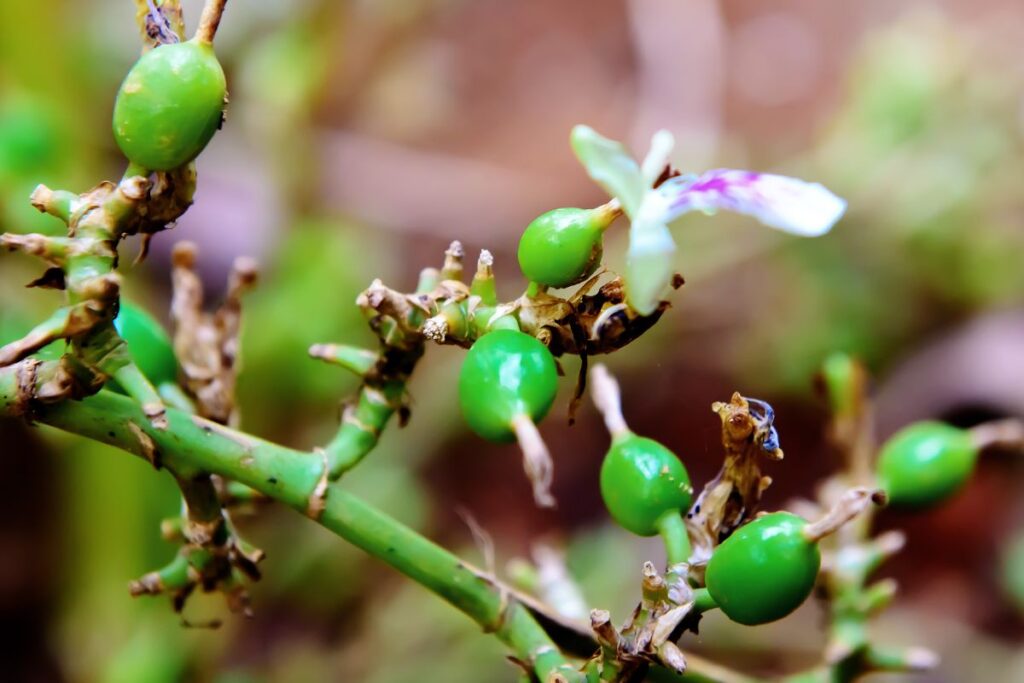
131,529,265,618
586,563,699,682
5,354,109,424
122,165,197,239
520,274,683,358
170,241,257,426
27,267,66,290
685,393,783,574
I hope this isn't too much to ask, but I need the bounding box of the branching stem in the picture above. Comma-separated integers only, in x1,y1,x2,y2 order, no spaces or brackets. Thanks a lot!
656,513,692,566
802,487,882,543
0,369,582,682
196,0,228,44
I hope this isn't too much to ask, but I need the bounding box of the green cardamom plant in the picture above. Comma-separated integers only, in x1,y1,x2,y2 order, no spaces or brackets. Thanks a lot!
1,3,1021,683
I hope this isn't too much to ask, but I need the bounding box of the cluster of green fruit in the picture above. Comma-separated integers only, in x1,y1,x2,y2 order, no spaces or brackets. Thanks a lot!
456,205,621,443
47,15,985,627
591,387,981,627
105,19,614,453
451,207,982,626
454,207,623,501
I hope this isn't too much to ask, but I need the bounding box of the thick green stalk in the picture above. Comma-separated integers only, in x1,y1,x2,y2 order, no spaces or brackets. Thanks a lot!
323,379,405,478
0,365,581,682
656,513,692,566
691,587,717,613
0,175,184,429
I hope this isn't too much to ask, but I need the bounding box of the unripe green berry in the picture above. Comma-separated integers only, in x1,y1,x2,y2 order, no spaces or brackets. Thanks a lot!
112,39,226,171
457,330,558,442
876,421,977,509
114,302,178,387
706,512,820,625
599,433,692,536
517,207,615,288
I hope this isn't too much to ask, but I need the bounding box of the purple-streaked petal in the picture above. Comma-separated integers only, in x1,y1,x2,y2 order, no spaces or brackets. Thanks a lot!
652,169,847,237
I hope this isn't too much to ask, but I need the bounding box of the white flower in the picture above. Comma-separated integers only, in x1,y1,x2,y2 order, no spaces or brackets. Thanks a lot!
571,125,847,314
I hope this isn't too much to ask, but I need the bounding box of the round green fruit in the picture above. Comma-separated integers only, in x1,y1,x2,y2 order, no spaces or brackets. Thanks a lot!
600,433,692,536
706,512,820,625
876,421,977,509
114,302,178,387
458,329,558,442
517,207,614,288
112,39,227,171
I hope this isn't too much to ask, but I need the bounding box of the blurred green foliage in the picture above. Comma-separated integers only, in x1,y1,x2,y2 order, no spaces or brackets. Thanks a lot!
237,218,392,441
734,12,1024,392
1003,528,1024,616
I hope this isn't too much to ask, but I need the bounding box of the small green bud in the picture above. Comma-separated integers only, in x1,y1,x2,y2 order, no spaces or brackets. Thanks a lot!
517,205,617,288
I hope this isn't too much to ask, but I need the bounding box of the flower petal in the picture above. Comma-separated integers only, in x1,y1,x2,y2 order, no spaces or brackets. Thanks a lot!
651,169,847,237
570,125,646,217
641,129,675,188
626,217,676,316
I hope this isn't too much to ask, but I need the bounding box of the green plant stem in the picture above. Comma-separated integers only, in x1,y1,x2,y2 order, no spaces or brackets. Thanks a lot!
0,365,758,683
154,553,191,590
158,382,195,412
124,162,149,180
4,176,174,427
691,587,717,613
0,366,583,682
323,379,405,478
657,513,692,566
112,364,166,422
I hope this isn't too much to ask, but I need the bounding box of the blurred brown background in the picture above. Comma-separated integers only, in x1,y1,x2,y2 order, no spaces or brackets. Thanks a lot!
2,0,1024,681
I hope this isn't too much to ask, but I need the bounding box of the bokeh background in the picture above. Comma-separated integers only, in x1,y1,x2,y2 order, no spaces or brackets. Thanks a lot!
2,0,1024,681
